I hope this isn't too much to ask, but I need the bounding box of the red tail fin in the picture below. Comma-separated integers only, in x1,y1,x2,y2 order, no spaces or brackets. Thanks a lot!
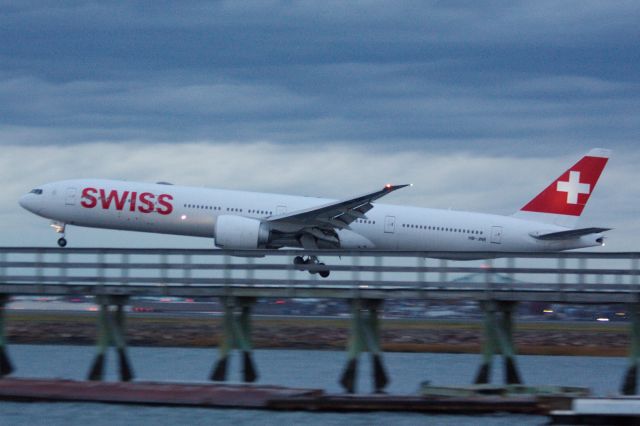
516,148,609,226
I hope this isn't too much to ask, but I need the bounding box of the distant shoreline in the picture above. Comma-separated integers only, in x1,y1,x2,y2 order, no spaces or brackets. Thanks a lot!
5,311,631,357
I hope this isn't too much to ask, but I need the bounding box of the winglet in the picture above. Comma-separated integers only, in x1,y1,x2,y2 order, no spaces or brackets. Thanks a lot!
384,183,411,192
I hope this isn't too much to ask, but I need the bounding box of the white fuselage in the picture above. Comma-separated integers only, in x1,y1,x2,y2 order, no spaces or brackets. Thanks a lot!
19,179,603,253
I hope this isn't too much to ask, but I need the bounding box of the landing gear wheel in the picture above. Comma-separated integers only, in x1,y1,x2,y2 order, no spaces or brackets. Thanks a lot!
305,256,318,275
319,265,330,278
57,238,67,248
292,255,331,278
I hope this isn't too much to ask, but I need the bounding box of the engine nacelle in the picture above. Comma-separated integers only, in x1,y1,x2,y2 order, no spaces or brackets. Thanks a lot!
214,215,270,249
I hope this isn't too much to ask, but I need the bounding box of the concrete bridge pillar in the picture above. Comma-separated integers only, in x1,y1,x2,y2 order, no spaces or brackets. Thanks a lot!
474,300,522,385
340,298,389,394
87,295,133,382
210,296,258,383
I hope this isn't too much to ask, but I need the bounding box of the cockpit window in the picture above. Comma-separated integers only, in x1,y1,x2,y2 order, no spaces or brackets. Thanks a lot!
29,189,43,195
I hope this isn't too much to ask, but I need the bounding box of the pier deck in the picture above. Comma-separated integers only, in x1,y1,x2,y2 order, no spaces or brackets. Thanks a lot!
0,377,563,414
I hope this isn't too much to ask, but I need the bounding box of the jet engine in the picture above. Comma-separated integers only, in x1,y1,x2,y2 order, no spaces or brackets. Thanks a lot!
214,215,270,249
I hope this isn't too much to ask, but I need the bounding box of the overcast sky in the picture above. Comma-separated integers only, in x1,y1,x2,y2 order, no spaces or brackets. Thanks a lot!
1,1,638,250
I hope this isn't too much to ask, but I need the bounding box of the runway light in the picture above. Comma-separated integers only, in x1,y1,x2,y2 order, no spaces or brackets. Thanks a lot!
543,309,554,314
596,317,610,322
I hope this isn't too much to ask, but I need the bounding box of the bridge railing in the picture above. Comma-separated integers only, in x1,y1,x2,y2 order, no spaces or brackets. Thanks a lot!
0,248,638,299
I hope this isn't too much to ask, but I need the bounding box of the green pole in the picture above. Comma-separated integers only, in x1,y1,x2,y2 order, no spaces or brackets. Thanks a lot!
497,302,522,385
365,300,389,392
340,299,365,393
0,295,14,377
111,298,133,382
211,297,234,381
474,301,497,384
238,298,257,383
88,296,110,381
622,304,640,395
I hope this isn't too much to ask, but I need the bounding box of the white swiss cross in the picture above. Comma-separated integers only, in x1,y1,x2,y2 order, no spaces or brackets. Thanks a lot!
556,171,590,204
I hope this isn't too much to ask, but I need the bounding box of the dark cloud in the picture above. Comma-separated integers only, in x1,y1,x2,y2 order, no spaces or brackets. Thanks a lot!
0,1,638,154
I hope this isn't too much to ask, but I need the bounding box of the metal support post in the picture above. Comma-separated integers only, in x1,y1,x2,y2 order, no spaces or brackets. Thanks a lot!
339,299,389,393
474,301,522,385
0,295,14,377
210,297,257,383
210,298,233,381
474,301,498,384
497,301,521,385
364,299,389,392
622,303,640,395
340,299,365,393
112,302,133,381
87,296,133,381
87,297,109,381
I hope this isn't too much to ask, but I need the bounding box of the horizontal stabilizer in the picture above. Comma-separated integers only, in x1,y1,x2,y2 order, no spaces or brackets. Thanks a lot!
530,227,611,241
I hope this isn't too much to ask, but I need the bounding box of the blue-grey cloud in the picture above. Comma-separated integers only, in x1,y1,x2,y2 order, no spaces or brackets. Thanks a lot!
0,1,638,154
0,1,638,248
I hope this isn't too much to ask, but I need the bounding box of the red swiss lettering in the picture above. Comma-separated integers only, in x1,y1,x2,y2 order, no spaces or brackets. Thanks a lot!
100,189,129,210
80,187,98,208
80,187,171,215
157,194,174,215
138,192,155,213
129,191,137,211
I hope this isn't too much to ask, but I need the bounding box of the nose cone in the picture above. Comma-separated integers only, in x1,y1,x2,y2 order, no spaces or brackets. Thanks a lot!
19,193,40,213
19,194,30,209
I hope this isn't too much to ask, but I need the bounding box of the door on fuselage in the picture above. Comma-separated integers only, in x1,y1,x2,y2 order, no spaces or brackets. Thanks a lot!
490,226,503,244
65,188,77,206
384,216,396,233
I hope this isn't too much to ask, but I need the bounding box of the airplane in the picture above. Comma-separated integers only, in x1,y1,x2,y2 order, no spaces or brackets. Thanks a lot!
19,148,611,278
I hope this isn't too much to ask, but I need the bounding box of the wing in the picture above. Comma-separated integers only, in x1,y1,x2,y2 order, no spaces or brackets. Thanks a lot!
266,184,410,248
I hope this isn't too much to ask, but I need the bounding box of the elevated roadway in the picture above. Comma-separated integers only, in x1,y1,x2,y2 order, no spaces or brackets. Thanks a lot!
0,247,639,395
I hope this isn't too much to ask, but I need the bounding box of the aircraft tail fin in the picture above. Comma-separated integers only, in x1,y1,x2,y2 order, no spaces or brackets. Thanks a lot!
513,148,610,228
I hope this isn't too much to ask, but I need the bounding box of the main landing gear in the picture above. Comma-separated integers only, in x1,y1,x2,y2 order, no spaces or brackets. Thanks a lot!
294,255,330,278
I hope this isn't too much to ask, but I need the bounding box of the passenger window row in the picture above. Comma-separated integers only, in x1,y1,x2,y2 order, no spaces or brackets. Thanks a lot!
183,204,273,215
401,224,483,235
356,219,376,225
183,204,221,210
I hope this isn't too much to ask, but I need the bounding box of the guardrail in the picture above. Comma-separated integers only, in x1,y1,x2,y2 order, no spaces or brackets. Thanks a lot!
0,248,639,302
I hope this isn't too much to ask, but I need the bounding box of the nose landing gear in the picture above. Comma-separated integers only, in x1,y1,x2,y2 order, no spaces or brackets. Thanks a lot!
294,255,330,278
50,222,67,248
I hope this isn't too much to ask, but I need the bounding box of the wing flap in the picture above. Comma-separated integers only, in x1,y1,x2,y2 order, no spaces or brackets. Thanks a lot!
530,227,611,240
